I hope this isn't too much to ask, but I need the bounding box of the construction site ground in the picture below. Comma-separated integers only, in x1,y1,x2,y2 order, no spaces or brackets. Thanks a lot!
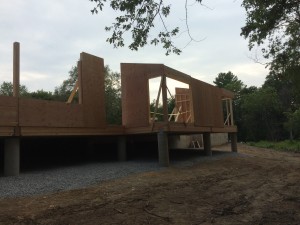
0,143,299,225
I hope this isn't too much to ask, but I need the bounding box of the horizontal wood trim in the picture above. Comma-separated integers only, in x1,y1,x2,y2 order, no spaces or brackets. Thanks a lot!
0,127,15,136
20,126,125,136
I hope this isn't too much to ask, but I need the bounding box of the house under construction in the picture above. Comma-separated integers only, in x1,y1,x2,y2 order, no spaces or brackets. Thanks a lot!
0,43,237,176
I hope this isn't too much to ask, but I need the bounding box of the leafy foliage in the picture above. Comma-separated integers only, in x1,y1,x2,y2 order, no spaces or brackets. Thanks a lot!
213,71,245,94
0,81,29,97
241,0,300,72
104,66,122,124
249,140,300,153
90,0,203,55
29,90,55,101
241,87,283,141
54,66,78,102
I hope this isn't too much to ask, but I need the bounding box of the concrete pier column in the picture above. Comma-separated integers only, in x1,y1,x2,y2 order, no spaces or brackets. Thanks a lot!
117,136,127,162
230,133,238,152
203,133,212,156
4,138,20,176
157,131,169,167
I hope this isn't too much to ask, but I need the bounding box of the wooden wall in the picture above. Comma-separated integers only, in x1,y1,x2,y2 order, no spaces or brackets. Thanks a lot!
19,99,84,127
191,78,224,128
121,63,164,128
80,52,106,127
1,52,107,130
0,96,18,126
121,63,225,129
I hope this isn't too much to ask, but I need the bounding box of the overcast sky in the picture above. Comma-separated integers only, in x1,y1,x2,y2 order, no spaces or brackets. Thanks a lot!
0,0,268,92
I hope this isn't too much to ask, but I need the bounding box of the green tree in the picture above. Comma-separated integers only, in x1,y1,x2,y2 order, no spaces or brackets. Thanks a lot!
241,87,282,141
104,66,122,124
284,108,300,140
29,90,55,101
241,0,300,73
90,0,203,55
54,66,78,102
213,71,245,94
0,81,29,97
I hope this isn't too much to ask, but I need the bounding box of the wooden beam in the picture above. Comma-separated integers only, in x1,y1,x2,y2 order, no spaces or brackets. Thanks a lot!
229,99,234,126
13,42,20,97
66,80,79,104
161,74,168,122
164,66,191,84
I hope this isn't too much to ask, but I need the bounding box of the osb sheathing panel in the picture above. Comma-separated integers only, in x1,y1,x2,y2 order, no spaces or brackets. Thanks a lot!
191,78,223,127
80,52,106,127
121,63,164,127
0,96,18,126
211,88,224,127
19,98,84,127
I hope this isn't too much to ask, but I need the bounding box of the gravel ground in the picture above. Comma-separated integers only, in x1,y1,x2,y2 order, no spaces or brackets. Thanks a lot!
0,149,238,199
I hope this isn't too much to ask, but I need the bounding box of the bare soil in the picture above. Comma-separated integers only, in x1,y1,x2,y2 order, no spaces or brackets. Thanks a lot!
0,144,299,225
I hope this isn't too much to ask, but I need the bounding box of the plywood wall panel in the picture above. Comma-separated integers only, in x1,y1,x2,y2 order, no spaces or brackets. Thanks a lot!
211,87,224,128
19,99,84,127
0,96,18,126
80,53,106,127
192,80,224,128
121,64,152,127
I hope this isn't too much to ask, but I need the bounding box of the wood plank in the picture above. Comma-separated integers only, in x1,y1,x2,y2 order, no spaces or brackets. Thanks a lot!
20,126,125,136
164,66,192,84
0,127,15,136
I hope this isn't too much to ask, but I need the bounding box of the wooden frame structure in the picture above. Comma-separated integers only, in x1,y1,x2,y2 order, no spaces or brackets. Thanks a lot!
0,43,237,175
121,63,237,134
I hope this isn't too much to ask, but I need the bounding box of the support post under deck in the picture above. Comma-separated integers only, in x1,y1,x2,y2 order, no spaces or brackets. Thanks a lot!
4,138,20,176
230,133,238,152
117,136,127,161
203,133,212,156
157,131,169,167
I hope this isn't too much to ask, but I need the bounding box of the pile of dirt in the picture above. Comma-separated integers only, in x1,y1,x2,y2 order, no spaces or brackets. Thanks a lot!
0,144,299,225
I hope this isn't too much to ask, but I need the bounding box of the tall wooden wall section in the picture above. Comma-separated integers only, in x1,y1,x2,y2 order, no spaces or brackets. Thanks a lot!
121,63,164,128
79,52,106,127
191,78,224,128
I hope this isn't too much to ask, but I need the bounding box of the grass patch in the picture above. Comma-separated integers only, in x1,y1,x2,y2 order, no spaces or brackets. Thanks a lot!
248,140,300,153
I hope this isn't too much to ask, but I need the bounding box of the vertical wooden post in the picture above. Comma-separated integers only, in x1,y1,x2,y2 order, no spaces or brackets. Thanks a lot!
13,42,20,97
203,133,212,156
161,75,168,122
229,99,234,126
157,131,169,167
226,99,229,125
